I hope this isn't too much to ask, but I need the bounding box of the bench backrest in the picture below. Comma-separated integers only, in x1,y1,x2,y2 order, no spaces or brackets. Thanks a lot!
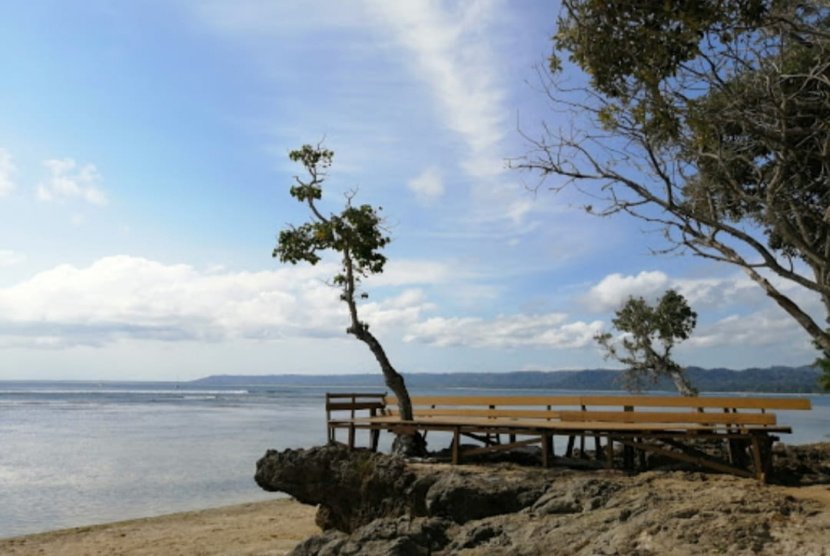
325,392,387,421
382,394,811,427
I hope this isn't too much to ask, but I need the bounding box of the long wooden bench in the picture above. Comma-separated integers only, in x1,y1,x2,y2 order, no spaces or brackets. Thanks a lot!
326,393,812,482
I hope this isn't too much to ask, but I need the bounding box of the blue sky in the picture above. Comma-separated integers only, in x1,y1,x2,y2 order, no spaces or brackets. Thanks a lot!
0,1,822,380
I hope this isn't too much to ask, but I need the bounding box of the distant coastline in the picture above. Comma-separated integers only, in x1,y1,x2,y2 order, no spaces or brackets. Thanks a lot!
193,364,824,394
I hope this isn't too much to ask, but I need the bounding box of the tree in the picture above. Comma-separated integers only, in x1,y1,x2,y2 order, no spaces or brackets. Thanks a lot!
596,290,698,396
516,1,830,380
273,144,425,455
815,343,830,390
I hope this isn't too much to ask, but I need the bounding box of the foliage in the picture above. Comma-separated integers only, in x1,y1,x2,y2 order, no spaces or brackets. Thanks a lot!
596,290,698,396
518,0,830,360
274,144,422,453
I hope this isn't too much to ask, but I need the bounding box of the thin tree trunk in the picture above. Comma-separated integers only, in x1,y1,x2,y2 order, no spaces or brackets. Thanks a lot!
670,369,698,397
342,250,425,456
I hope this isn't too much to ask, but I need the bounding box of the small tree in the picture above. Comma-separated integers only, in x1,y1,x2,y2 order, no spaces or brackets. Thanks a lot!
273,144,425,456
596,289,698,396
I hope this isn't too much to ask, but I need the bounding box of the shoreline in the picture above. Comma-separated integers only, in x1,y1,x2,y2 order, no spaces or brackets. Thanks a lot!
0,498,318,556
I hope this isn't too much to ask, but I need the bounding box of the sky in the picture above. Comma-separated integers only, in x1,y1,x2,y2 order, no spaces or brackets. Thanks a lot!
0,1,824,381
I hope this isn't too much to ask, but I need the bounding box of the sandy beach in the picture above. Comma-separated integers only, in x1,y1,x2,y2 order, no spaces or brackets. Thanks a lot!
0,499,318,556
3,482,829,555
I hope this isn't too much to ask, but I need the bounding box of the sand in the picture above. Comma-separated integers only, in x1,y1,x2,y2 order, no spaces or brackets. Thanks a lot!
3,483,828,555
0,499,319,556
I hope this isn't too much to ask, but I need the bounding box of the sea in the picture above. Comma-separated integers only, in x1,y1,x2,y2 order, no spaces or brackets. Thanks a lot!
1,381,828,538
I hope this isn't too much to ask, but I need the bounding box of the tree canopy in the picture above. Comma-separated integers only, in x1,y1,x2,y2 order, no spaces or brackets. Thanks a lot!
596,290,698,396
518,0,830,384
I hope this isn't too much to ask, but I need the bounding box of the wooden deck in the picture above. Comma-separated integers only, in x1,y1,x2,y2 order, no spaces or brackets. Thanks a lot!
325,393,812,482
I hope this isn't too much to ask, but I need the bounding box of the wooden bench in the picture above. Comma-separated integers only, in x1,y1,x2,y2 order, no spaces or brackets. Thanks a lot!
325,392,386,451
326,393,812,482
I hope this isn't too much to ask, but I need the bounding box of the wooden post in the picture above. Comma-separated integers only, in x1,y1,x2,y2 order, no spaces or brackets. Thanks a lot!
566,435,575,458
623,405,634,469
750,435,766,483
579,404,587,458
325,393,332,443
348,423,355,450
452,427,461,465
541,433,553,468
369,407,379,452
606,436,615,469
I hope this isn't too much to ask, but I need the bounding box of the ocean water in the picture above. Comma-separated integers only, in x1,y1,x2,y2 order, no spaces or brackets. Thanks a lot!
0,382,827,538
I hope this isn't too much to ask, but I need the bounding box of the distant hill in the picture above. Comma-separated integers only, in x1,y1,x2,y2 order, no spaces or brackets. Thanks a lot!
193,365,824,393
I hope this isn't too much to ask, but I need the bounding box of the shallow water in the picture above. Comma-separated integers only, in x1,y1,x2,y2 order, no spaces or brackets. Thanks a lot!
0,382,827,538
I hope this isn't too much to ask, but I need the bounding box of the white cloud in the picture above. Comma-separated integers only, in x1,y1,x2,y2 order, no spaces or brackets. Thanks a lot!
583,271,670,312
407,167,444,204
0,250,24,268
687,309,814,353
362,289,435,329
404,312,603,349
36,158,108,206
0,255,450,349
583,269,822,316
363,2,551,230
365,1,506,174
0,148,16,197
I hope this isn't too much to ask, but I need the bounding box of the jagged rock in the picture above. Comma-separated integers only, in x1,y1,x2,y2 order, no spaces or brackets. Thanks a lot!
424,469,547,523
289,516,454,556
255,444,432,533
773,443,830,486
258,445,830,555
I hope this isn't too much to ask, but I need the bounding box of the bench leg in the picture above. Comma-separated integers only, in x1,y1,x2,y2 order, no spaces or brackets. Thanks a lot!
638,439,647,469
348,424,355,450
452,427,461,465
750,435,766,482
623,442,634,470
751,435,774,482
763,436,775,477
542,433,553,468
566,435,575,458
606,436,615,469
370,428,380,452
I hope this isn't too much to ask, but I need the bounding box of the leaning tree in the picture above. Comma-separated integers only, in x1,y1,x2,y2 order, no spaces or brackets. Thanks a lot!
273,144,425,455
596,290,698,396
516,0,830,386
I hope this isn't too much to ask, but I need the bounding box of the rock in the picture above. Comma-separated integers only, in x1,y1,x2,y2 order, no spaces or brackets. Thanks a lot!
255,444,430,533
773,443,830,486
289,517,453,556
258,444,830,555
424,469,548,523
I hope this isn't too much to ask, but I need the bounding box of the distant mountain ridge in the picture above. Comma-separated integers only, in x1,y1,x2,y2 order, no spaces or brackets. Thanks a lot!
193,365,824,393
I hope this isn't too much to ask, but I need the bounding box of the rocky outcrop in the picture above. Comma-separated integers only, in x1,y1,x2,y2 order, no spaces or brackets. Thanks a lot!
254,445,434,532
256,444,830,555
774,442,830,486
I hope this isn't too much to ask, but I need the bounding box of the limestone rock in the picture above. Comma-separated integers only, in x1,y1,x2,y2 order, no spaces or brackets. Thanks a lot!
257,445,830,555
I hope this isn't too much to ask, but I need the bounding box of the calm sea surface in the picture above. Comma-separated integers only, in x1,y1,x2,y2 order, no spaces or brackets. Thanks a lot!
1,381,828,538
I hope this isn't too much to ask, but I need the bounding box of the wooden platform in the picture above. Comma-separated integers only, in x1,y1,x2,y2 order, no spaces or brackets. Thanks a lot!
325,393,812,482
